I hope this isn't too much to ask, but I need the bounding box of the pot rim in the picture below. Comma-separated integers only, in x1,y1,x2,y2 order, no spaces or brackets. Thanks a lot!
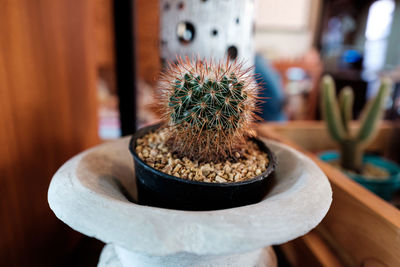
318,150,400,184
129,123,277,187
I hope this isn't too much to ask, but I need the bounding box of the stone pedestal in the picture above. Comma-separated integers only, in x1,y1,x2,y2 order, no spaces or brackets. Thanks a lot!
99,245,276,267
48,138,332,266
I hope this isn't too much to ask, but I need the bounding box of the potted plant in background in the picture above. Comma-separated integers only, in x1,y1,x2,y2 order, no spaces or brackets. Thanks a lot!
129,57,277,210
319,75,400,200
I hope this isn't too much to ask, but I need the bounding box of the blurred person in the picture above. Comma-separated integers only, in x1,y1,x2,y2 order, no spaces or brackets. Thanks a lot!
254,53,287,121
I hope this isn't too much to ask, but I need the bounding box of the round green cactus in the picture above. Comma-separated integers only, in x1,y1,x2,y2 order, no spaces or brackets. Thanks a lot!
155,57,260,162
169,72,248,131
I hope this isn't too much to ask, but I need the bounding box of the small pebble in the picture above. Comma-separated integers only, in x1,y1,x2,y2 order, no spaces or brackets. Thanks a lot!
173,164,182,173
150,149,157,157
215,176,227,183
234,173,241,181
223,165,232,173
200,164,212,176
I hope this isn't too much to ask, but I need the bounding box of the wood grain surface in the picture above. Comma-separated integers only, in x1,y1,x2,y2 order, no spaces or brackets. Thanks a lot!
0,0,99,265
280,230,343,267
137,0,160,85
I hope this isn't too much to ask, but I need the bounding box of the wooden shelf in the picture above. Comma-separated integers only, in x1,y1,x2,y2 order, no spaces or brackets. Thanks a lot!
257,121,400,266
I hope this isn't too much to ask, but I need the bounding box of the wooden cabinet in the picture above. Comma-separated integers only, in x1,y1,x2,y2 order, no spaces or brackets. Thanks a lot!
0,0,99,265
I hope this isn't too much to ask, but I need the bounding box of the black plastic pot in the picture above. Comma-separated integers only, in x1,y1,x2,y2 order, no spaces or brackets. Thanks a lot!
129,124,277,211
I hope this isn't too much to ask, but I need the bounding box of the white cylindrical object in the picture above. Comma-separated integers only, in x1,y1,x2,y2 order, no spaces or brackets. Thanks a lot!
160,0,255,67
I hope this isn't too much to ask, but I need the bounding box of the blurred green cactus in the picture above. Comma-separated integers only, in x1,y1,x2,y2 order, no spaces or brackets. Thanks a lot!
321,75,391,171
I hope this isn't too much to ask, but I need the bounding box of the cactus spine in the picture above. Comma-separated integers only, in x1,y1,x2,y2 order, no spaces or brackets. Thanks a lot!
154,57,261,162
321,75,391,171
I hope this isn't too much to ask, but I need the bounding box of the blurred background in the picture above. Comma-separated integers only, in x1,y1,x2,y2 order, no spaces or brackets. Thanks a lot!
1,0,400,266
98,0,400,135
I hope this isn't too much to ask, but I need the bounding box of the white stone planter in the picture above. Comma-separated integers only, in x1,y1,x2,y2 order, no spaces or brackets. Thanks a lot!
48,137,332,266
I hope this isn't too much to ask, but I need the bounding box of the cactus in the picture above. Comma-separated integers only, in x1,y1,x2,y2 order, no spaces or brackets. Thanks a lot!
321,75,391,172
154,57,261,162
